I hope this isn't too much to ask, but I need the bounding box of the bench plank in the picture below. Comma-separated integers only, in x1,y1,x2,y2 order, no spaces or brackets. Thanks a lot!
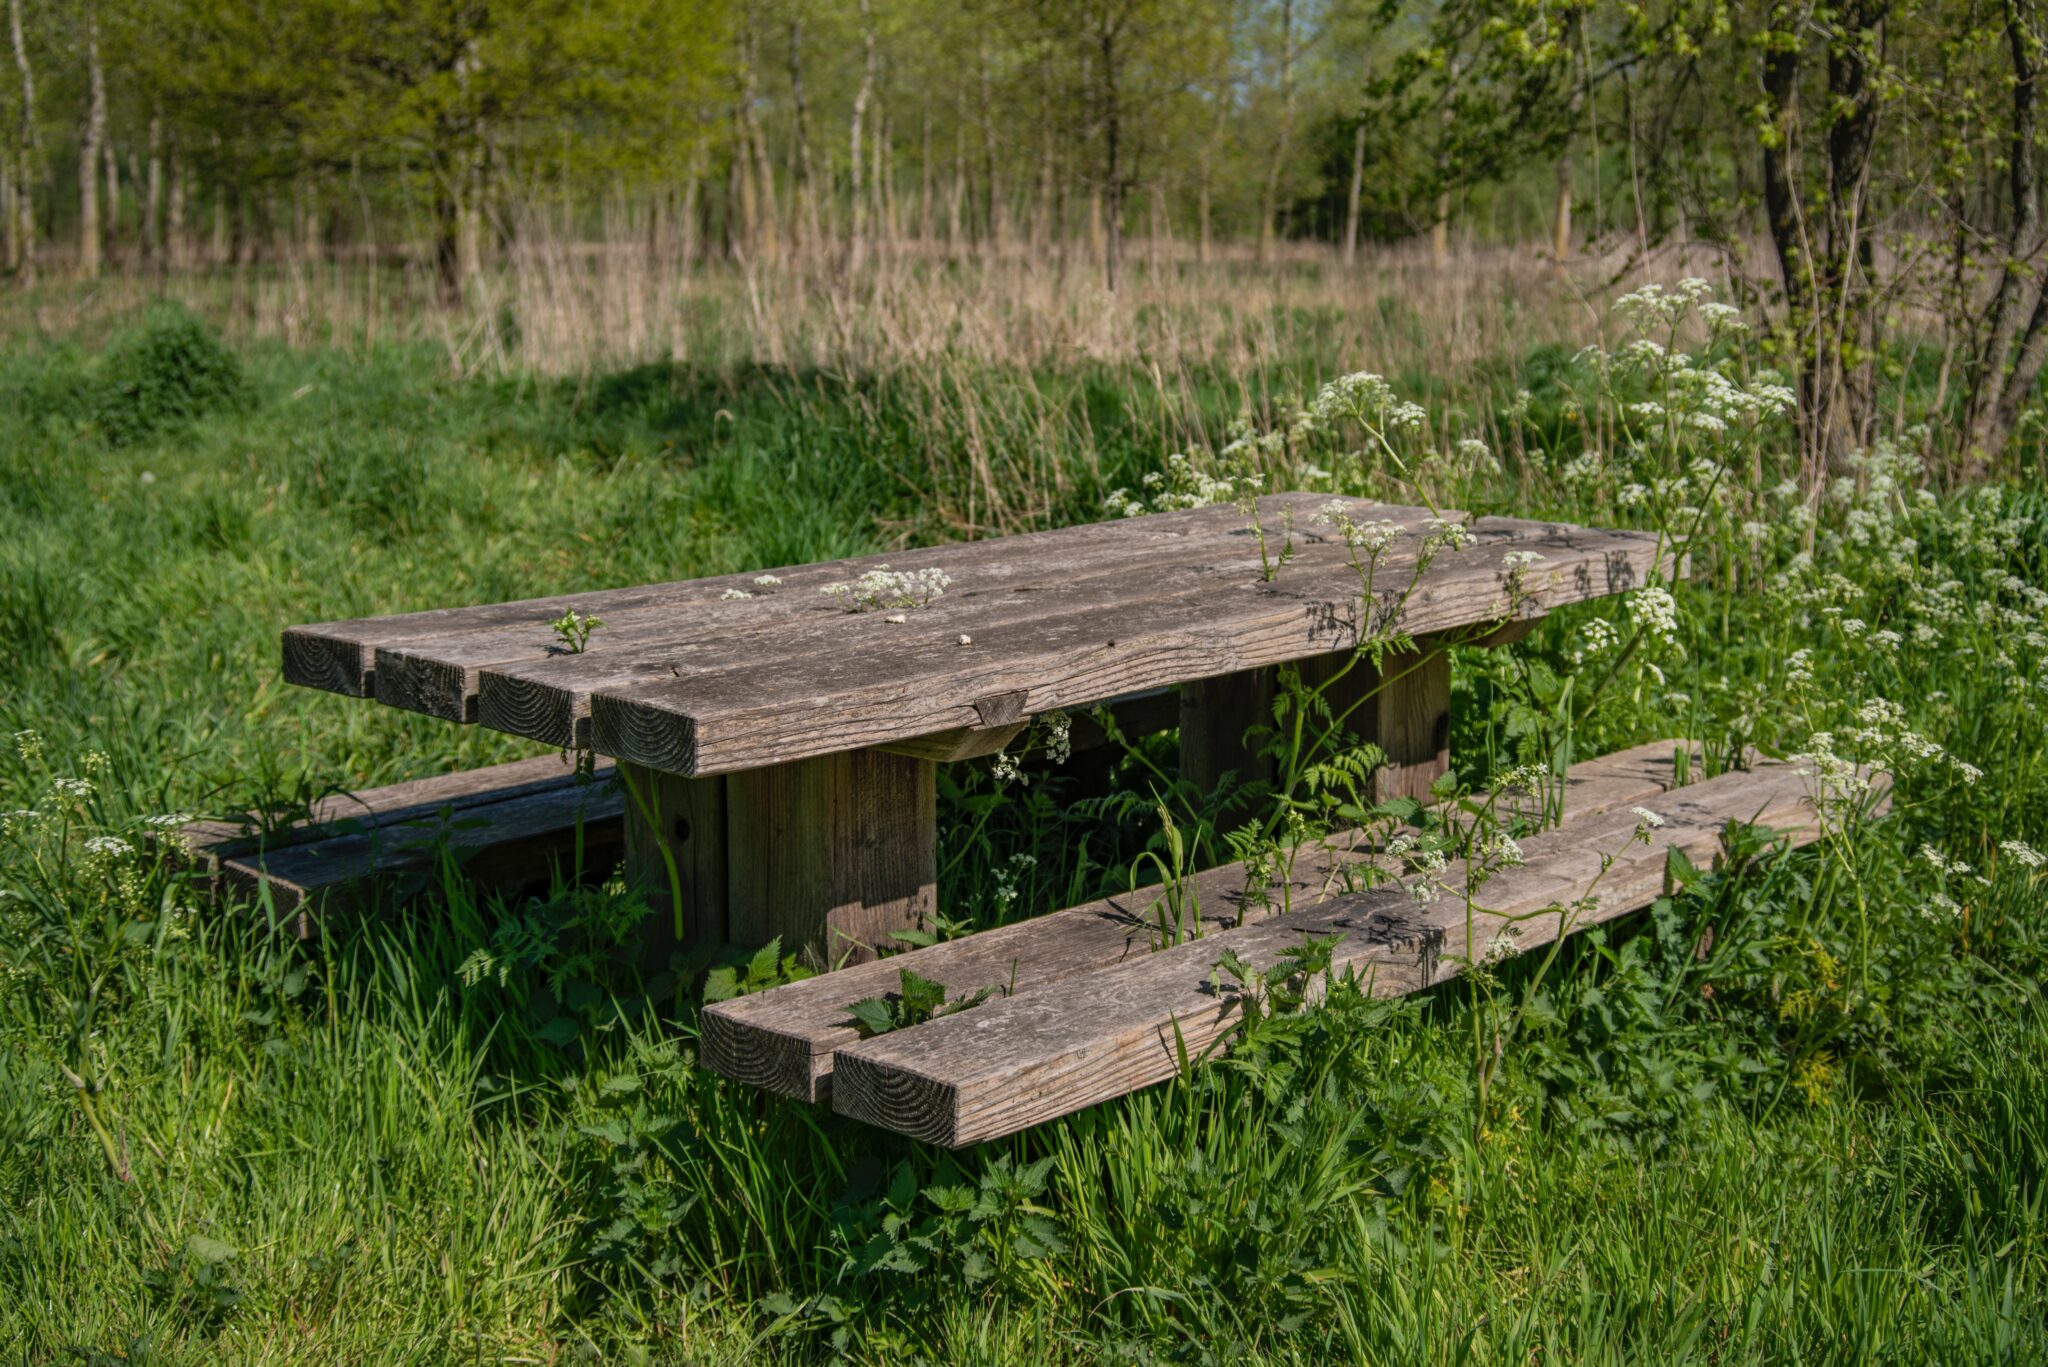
378,496,1397,723
591,519,1668,776
832,760,1862,1146
196,760,625,935
473,501,1455,750
165,752,612,872
286,495,1372,700
700,738,1702,1101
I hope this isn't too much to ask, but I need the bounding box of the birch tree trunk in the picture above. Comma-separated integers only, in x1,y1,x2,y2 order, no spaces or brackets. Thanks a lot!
9,0,37,287
104,130,120,264
167,150,187,268
1343,119,1365,268
143,116,160,266
847,0,876,273
1256,0,1294,266
78,2,105,279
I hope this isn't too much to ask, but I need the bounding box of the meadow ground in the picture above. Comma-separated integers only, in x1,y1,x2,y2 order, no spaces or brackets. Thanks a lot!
1,255,2045,1363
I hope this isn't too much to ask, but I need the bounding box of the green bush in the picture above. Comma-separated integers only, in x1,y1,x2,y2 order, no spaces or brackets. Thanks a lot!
92,307,248,446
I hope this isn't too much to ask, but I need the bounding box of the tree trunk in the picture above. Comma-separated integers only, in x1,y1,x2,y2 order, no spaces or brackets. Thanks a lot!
786,17,820,257
848,0,876,273
979,37,1003,256
948,116,965,256
1964,0,2048,463
1098,5,1123,290
1257,0,1295,266
1552,146,1573,260
9,0,37,287
77,3,105,279
167,150,187,269
104,130,120,265
919,99,933,245
1343,119,1365,268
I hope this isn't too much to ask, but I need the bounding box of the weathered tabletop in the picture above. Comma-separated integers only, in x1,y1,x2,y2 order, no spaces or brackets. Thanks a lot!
284,495,1667,962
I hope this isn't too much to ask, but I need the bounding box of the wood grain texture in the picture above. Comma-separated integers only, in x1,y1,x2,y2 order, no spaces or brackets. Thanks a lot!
476,500,1454,750
876,722,1028,763
162,752,613,875
289,494,1378,704
698,737,1702,1102
590,519,1671,776
618,762,729,954
832,760,1869,1146
1177,667,1276,798
215,769,626,935
725,749,938,968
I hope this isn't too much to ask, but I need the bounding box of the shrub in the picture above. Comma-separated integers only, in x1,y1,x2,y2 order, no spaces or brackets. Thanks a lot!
92,308,248,446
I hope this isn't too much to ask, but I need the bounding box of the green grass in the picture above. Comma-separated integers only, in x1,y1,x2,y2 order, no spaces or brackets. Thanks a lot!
1,300,2045,1363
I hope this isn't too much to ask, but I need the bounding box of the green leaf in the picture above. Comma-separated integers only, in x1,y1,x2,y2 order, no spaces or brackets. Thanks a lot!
1666,844,1702,888
898,969,947,1020
701,966,740,1003
534,1017,580,1047
846,997,896,1038
185,1234,237,1265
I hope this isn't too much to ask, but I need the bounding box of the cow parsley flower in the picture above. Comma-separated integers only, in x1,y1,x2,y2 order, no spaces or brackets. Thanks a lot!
1629,585,1680,644
84,835,133,860
821,565,953,612
2000,840,2044,870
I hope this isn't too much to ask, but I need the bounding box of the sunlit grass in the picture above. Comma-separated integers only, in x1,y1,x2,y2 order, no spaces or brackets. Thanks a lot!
0,293,2043,1362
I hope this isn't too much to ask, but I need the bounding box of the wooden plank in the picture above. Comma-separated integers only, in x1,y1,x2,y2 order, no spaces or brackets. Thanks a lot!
618,762,729,955
1178,667,1276,799
725,749,938,968
162,752,612,874
217,771,626,935
831,760,1865,1146
699,737,1699,1102
590,519,1671,776
472,500,1455,749
381,496,1387,722
1296,641,1451,805
876,722,1027,763
289,494,1368,701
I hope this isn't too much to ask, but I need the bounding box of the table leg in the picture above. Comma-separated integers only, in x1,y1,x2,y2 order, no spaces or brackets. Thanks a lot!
1178,668,1277,799
619,763,729,955
1297,641,1452,804
726,749,937,968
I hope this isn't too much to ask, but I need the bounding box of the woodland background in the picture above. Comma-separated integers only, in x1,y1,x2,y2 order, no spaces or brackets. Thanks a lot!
10,0,2048,476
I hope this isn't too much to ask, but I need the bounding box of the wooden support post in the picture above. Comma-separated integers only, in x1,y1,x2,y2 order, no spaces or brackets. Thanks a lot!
1297,639,1452,804
1178,668,1276,800
619,762,729,959
726,749,936,968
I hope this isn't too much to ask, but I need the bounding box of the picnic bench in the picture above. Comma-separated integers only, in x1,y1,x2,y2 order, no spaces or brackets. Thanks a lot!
265,494,1874,1144
278,495,1667,962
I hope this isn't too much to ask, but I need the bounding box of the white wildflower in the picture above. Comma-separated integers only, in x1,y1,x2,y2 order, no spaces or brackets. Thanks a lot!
721,588,752,600
2000,840,2045,870
1629,585,1680,645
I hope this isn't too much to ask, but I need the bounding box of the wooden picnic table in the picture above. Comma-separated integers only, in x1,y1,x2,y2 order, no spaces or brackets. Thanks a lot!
283,494,1667,965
